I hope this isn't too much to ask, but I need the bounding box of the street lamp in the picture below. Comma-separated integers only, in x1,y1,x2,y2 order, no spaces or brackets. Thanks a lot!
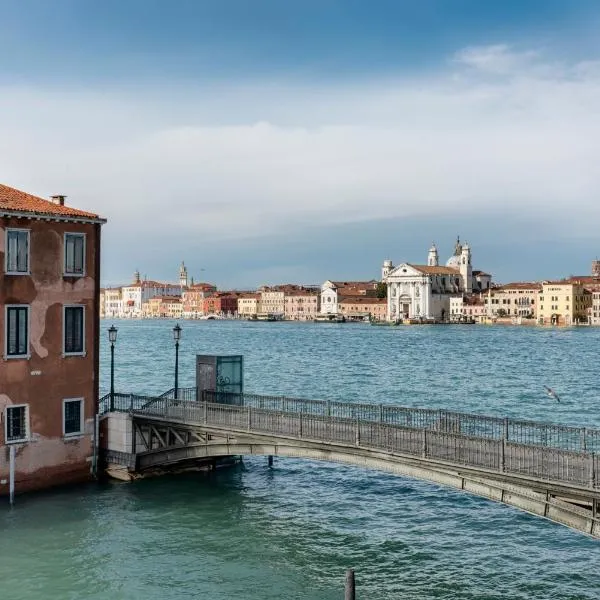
173,323,182,399
108,325,118,410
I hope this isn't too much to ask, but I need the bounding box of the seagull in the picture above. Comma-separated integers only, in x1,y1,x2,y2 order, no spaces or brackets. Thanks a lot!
543,385,561,402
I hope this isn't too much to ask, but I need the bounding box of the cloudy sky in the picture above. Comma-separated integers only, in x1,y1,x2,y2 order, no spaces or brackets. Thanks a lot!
2,0,600,288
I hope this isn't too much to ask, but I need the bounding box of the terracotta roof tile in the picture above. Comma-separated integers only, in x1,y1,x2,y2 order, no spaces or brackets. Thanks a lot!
0,183,105,221
409,264,459,275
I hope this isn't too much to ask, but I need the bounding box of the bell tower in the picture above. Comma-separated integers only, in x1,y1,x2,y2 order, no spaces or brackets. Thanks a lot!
460,243,472,293
382,259,394,282
179,261,188,288
427,243,439,267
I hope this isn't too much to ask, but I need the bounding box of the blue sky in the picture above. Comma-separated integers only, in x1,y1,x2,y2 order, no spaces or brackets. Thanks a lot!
2,0,600,287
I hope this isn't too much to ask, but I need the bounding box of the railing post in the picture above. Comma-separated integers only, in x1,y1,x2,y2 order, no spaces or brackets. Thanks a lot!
247,406,252,432
503,417,509,442
590,452,596,488
501,438,506,472
355,415,360,447
299,412,303,438
326,400,331,418
379,404,384,423
203,401,208,424
581,428,587,452
422,429,428,458
129,394,134,412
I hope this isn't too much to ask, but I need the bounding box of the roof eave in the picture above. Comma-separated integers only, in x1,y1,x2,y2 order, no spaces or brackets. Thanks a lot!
0,209,107,225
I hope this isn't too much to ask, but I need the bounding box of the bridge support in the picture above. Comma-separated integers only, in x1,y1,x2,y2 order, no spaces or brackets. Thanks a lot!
268,455,273,468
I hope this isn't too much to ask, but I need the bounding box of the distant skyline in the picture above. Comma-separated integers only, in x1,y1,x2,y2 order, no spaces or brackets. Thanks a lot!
2,1,600,288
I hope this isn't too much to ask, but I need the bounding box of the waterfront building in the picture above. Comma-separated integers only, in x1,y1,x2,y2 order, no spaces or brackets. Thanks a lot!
284,289,320,320
142,296,183,318
449,295,487,321
203,292,239,316
484,283,542,320
182,282,217,318
0,183,105,495
121,271,182,318
338,297,387,321
258,286,286,317
320,280,378,315
237,293,260,318
538,281,591,326
103,287,123,319
99,289,106,318
383,239,491,321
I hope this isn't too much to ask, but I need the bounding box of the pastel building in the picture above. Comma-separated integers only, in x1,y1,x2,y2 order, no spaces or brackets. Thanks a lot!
338,297,387,321
538,281,592,326
320,280,378,315
284,289,320,320
0,184,105,495
484,283,542,319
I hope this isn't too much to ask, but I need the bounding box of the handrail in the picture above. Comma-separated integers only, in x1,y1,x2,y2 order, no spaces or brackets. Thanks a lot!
130,398,599,490
99,388,600,453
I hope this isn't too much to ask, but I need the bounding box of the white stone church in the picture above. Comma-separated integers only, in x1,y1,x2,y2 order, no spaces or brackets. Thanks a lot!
382,239,491,322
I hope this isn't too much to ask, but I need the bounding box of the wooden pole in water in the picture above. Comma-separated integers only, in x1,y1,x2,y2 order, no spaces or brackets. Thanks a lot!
345,569,355,600
9,445,15,505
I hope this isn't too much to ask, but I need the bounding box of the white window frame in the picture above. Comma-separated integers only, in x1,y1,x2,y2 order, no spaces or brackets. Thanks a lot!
63,304,86,357
5,404,29,444
5,228,30,275
62,398,84,438
63,232,86,277
4,304,30,360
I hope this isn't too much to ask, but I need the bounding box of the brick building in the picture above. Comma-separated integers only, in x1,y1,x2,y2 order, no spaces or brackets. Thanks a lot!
203,292,239,315
0,184,105,495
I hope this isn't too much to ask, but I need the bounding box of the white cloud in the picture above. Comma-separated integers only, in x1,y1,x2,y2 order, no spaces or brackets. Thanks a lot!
1,44,600,247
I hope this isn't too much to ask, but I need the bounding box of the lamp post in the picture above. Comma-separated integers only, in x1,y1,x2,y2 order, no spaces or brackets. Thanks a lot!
173,323,182,399
108,325,118,411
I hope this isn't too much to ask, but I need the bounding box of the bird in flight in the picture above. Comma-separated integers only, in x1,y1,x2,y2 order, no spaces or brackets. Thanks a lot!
543,386,560,402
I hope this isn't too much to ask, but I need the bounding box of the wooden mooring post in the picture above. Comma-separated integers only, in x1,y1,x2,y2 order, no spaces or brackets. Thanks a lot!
345,569,356,600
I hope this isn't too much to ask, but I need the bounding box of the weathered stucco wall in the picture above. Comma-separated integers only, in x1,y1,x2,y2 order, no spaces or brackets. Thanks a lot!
0,216,100,495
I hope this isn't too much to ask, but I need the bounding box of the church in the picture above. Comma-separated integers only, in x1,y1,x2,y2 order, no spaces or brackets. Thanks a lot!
382,239,491,321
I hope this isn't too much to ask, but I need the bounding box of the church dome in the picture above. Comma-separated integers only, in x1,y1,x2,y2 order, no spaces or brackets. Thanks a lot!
446,255,461,269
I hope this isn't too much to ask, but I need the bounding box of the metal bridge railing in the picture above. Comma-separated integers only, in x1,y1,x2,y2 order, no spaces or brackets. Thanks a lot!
127,399,599,489
201,390,600,454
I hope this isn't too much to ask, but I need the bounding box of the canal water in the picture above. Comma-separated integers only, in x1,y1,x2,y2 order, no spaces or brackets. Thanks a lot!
2,321,600,599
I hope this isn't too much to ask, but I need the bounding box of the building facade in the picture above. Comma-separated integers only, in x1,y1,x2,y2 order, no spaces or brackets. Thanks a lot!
181,283,217,318
484,283,542,320
383,239,491,321
237,293,260,318
338,297,387,321
121,273,182,318
0,184,105,495
203,292,238,316
284,290,320,320
538,281,591,326
320,280,377,315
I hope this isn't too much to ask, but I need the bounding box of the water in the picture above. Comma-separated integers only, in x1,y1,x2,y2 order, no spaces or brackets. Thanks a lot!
2,321,600,599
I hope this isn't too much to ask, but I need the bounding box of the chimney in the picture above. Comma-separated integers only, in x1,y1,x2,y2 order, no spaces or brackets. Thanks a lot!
50,195,66,206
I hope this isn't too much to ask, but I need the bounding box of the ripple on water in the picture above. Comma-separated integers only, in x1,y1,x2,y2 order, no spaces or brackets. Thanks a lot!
3,322,600,599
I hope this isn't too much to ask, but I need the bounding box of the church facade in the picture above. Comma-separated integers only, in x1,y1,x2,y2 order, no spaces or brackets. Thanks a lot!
382,239,491,322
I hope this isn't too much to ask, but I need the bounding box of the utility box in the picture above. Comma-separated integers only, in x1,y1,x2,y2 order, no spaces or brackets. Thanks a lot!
196,355,244,400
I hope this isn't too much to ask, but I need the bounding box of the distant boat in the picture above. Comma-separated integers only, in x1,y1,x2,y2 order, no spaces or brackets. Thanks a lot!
314,314,346,323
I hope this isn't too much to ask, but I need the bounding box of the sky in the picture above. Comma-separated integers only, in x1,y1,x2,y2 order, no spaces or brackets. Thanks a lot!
2,0,600,288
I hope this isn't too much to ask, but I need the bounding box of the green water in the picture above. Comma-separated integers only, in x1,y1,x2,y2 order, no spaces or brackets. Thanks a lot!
1,321,599,599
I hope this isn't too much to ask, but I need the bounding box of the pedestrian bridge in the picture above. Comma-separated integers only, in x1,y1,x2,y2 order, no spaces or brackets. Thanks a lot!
99,389,600,540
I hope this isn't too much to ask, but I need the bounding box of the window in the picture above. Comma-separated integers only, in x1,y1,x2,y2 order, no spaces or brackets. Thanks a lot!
64,306,85,355
5,229,29,274
5,306,29,358
63,399,84,437
64,233,86,276
5,405,28,443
